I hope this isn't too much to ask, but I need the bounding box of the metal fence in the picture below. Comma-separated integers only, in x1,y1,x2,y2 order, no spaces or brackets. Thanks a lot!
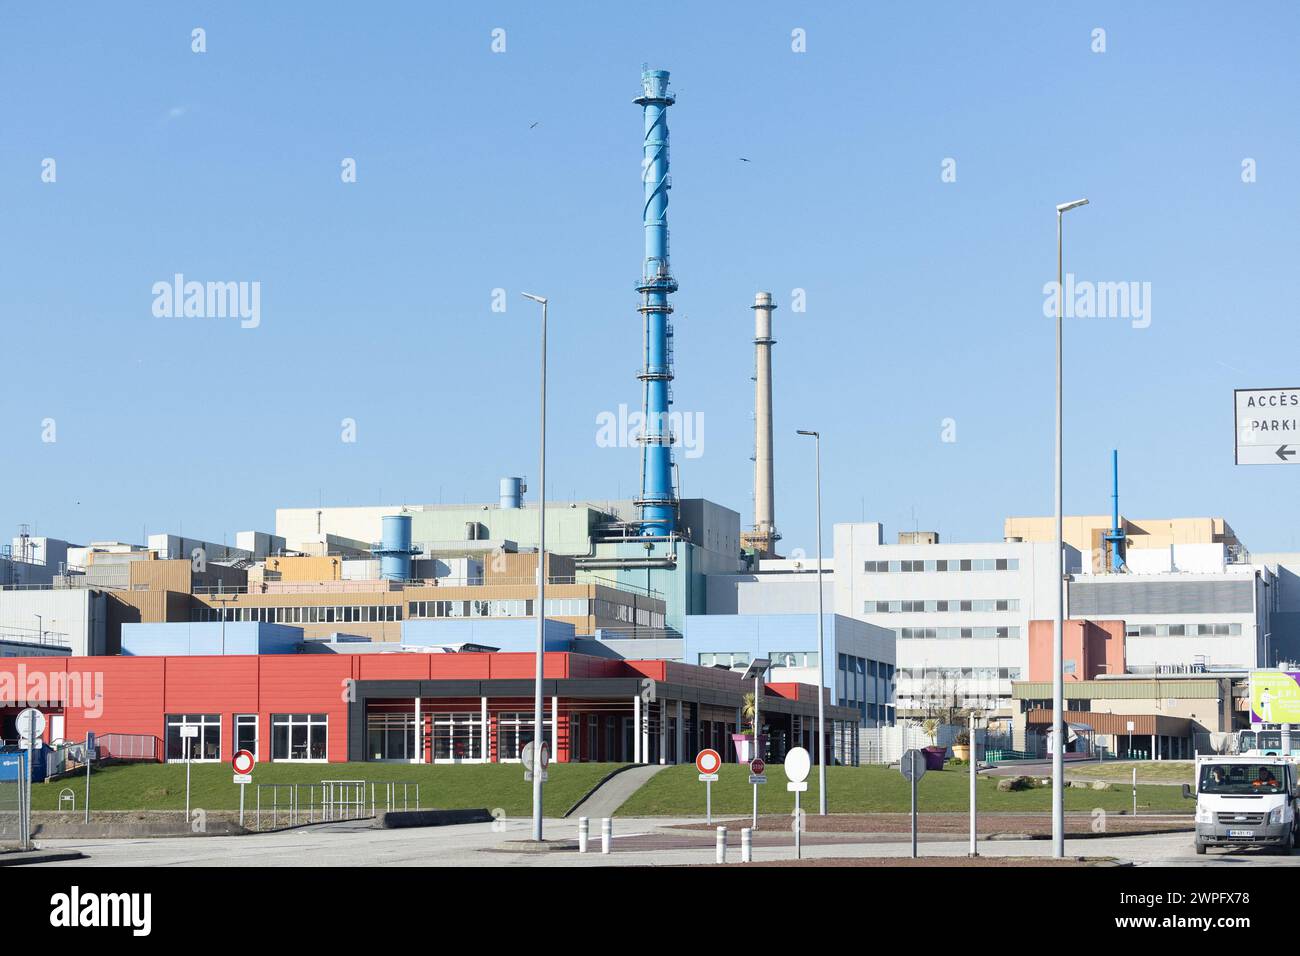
97,733,159,761
251,780,420,831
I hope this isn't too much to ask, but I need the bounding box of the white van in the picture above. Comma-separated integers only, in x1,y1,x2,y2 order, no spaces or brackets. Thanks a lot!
1188,755,1300,855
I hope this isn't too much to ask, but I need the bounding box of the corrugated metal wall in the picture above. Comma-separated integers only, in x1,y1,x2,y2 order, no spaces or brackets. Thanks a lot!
1069,579,1253,615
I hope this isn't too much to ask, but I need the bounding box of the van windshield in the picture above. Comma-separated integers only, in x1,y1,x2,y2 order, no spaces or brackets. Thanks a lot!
1200,764,1289,795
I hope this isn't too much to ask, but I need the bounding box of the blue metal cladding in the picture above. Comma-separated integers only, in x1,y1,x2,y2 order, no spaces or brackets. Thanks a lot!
634,69,679,536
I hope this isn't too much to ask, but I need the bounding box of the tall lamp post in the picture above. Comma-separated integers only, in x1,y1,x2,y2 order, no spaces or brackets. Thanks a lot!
521,292,548,842
1052,198,1088,858
796,429,828,814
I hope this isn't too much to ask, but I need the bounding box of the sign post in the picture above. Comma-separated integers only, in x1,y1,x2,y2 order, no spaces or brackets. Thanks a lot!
180,723,199,820
17,708,44,851
1234,388,1300,465
232,749,256,826
749,757,767,829
900,748,927,859
784,746,811,860
696,749,721,824
84,731,95,824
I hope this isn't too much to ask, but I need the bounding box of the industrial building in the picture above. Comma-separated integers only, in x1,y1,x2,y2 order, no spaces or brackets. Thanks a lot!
5,64,1299,761
0,650,861,766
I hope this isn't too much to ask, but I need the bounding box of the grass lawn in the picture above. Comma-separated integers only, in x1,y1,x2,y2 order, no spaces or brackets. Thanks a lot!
616,764,1193,816
32,761,625,817
1066,760,1194,784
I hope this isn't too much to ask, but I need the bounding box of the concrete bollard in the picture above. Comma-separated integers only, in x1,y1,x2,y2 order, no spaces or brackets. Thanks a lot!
578,816,589,853
716,826,728,864
741,827,753,863
601,817,612,854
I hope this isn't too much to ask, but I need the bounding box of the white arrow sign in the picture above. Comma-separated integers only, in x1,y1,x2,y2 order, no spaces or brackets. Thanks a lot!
1235,388,1300,465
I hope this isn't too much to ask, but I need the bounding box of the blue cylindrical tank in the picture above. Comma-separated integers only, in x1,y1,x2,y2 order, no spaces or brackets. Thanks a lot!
499,477,523,509
377,514,416,581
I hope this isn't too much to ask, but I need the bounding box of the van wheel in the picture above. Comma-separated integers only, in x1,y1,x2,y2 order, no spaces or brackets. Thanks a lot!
1195,841,1207,855
1279,832,1295,856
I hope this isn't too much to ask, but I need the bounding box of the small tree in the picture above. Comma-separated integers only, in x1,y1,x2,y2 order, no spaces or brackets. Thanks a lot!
740,692,757,737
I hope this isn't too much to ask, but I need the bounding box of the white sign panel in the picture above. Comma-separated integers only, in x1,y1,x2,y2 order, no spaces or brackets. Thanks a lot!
1235,388,1300,465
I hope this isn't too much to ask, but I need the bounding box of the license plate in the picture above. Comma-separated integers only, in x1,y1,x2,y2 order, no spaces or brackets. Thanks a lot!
1228,829,1255,838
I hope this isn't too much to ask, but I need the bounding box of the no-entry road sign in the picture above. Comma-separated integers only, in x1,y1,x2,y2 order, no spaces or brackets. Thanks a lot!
1235,388,1300,464
696,749,722,776
232,750,256,775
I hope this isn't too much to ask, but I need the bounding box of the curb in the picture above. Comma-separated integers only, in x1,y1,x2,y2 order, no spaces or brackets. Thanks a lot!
0,849,87,866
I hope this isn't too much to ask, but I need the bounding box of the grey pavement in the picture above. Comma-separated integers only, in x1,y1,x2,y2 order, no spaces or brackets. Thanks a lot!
25,817,1300,868
566,764,667,819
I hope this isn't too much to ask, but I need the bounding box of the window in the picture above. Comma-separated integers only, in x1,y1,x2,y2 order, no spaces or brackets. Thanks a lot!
772,650,818,669
272,713,328,761
234,714,258,759
166,713,221,762
698,651,750,670
497,712,552,761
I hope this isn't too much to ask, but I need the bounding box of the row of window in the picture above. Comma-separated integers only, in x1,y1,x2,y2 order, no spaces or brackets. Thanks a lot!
897,667,1022,682
1126,622,1243,637
897,626,1021,640
164,713,327,762
366,712,550,762
867,598,1020,614
837,654,895,723
194,605,401,624
862,557,1019,574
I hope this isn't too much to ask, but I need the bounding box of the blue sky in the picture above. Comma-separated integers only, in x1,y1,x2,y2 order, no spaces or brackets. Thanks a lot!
2,2,1298,556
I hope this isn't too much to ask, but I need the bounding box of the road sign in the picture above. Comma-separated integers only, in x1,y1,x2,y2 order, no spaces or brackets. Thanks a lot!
787,781,809,792
696,749,722,775
16,708,45,741
232,750,256,775
180,724,199,738
784,746,811,784
749,774,768,785
750,757,765,776
1235,388,1300,464
899,749,927,783
521,740,550,770
233,773,252,785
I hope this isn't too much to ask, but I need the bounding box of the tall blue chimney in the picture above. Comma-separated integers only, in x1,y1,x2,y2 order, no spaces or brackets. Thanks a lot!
633,68,679,535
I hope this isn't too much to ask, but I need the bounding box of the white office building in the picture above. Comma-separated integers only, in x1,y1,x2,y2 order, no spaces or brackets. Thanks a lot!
832,523,1072,719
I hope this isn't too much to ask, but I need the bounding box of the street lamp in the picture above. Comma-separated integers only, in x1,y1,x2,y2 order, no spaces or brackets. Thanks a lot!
741,657,771,830
796,429,828,814
1052,198,1088,859
521,292,548,842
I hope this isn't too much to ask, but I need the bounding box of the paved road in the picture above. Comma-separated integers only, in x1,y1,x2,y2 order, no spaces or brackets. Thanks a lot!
25,818,1300,868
